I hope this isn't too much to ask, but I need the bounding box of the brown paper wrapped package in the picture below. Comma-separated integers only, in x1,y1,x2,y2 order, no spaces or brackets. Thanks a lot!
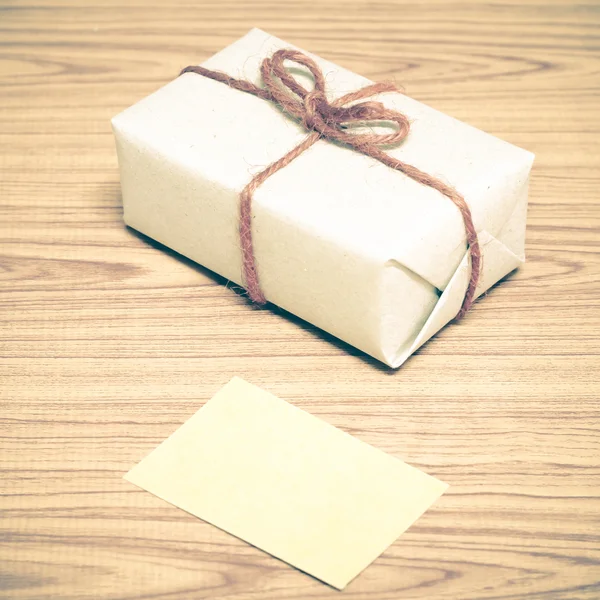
112,28,534,367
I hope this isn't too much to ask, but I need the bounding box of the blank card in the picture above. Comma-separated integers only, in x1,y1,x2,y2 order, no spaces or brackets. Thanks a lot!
125,377,448,589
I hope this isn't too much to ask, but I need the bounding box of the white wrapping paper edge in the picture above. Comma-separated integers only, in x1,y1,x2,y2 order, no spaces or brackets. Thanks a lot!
112,28,534,367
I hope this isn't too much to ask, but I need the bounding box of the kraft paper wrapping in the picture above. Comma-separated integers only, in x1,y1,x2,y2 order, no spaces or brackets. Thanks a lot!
112,28,534,367
125,377,448,589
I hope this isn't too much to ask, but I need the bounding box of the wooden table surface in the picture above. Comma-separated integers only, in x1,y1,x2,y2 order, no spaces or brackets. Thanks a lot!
2,1,599,598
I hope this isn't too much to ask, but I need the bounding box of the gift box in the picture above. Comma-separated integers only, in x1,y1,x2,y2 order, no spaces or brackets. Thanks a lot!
112,28,534,368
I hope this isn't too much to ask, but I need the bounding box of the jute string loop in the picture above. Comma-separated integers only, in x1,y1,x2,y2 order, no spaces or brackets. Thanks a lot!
181,49,481,318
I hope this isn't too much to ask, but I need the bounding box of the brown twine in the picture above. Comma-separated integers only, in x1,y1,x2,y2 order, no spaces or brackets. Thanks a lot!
180,49,481,318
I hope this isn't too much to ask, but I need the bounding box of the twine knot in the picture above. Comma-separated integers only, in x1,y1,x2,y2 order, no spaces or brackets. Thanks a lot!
260,50,411,152
180,48,481,318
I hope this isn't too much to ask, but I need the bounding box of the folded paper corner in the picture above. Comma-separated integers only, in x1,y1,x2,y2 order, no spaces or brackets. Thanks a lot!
386,229,523,369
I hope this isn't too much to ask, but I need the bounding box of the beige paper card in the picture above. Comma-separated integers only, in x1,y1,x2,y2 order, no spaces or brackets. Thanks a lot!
125,377,448,589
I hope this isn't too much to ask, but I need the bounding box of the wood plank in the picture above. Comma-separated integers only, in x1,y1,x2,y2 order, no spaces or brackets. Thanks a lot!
1,1,599,598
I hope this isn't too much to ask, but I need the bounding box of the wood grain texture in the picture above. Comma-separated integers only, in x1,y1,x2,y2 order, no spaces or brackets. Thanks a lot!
1,1,599,598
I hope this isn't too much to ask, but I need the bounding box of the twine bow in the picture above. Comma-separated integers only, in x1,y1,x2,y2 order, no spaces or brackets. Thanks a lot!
181,49,480,318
